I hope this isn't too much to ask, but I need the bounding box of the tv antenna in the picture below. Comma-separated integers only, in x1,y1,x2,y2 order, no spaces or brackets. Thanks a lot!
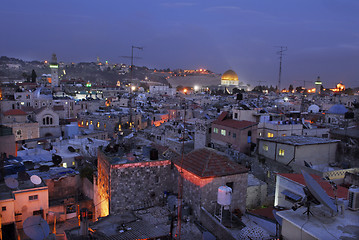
275,46,287,93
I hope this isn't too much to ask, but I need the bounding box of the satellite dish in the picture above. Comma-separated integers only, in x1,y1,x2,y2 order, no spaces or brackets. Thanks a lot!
301,170,337,213
23,215,50,240
30,175,42,185
52,154,62,166
5,177,19,189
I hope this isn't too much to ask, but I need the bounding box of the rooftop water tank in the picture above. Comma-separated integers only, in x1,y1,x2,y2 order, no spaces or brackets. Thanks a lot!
217,186,232,206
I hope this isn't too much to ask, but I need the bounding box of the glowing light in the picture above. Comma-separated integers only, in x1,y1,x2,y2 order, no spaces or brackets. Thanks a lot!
86,82,92,87
194,85,200,91
131,86,136,91
49,64,58,69
183,88,187,94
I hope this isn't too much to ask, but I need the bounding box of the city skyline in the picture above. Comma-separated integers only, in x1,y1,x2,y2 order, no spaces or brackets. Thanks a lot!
1,0,358,88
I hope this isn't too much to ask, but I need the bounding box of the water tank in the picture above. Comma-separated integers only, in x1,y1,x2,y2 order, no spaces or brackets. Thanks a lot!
217,186,232,206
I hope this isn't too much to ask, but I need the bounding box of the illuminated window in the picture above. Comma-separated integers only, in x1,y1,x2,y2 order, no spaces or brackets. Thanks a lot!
213,127,218,133
90,121,93,125
267,132,274,138
81,121,84,126
97,122,100,128
29,195,38,201
279,149,285,156
63,163,67,168
282,134,286,136
72,161,75,166
118,124,122,131
86,121,89,126
259,132,262,136
263,145,268,151
221,129,226,136
104,124,106,129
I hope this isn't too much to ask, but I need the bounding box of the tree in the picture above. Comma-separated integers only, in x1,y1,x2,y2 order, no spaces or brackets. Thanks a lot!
31,69,37,83
288,84,294,93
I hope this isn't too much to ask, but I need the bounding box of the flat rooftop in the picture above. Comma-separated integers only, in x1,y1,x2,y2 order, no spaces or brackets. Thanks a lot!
277,206,359,239
260,136,339,146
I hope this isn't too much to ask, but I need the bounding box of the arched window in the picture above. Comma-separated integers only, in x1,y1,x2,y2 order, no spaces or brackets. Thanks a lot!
46,117,49,125
43,118,46,125
50,118,53,125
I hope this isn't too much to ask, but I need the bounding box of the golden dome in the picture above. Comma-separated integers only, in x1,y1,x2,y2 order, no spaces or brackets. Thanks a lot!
221,70,238,81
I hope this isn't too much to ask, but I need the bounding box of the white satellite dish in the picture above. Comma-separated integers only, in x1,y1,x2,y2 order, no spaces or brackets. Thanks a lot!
23,215,50,240
5,177,19,189
30,175,42,185
301,170,337,213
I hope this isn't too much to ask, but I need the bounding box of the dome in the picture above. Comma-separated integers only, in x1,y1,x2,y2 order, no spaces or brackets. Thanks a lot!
328,104,348,115
308,104,320,113
221,70,238,81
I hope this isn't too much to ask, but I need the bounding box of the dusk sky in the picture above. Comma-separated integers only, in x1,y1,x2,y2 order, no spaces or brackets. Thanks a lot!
1,0,358,88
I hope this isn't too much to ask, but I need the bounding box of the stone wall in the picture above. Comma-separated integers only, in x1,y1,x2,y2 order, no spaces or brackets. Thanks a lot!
45,174,81,200
174,166,248,219
109,160,174,214
199,207,236,240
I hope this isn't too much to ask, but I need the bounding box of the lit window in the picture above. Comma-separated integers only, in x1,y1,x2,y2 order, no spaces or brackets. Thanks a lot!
213,128,218,133
72,161,75,166
97,122,100,128
279,149,285,156
86,121,89,126
282,134,286,136
263,145,268,151
63,163,67,168
221,129,226,136
29,195,38,201
267,132,274,138
259,132,262,136
90,121,93,125
104,124,106,129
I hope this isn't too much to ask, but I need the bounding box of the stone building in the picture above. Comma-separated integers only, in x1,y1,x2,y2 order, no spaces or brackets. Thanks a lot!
34,107,61,137
211,111,258,154
173,148,248,218
94,149,174,219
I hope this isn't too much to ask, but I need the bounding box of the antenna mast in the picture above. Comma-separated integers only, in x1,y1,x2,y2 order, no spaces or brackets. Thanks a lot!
276,46,287,93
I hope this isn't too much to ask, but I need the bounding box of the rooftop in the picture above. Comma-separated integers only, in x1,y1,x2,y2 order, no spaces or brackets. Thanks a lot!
260,135,339,146
277,206,359,240
3,109,27,116
174,148,248,178
213,111,257,129
277,173,348,199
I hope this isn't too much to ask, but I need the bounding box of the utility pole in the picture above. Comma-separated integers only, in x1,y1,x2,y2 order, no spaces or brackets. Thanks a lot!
276,46,287,93
121,46,143,128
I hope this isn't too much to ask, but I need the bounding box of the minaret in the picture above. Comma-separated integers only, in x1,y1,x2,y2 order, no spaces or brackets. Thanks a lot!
315,76,322,94
50,53,59,87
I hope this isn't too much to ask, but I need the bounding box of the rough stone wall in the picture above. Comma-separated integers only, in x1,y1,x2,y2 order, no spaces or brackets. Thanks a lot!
109,160,174,214
96,150,111,217
246,183,267,209
199,207,236,240
45,175,81,200
201,173,248,216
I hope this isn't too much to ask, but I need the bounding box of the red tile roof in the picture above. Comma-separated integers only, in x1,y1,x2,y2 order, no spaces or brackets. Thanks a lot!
174,148,248,178
213,111,257,129
3,109,27,116
277,173,348,199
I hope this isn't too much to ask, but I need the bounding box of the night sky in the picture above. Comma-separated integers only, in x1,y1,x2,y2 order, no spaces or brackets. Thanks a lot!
1,0,358,88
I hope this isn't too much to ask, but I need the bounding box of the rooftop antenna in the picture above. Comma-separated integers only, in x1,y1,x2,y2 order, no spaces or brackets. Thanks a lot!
275,46,287,93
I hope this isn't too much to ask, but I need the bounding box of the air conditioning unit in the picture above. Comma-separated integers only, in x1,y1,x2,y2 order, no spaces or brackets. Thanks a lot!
348,186,359,211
